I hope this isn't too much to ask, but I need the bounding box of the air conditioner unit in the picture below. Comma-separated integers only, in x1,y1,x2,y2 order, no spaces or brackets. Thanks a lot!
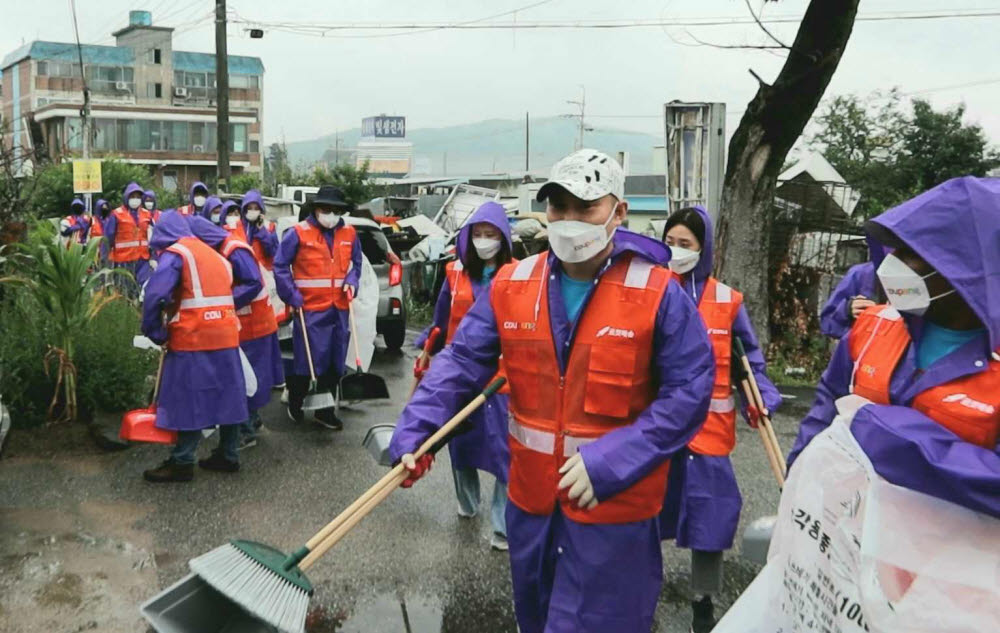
174,87,188,98
192,144,205,152
115,81,129,90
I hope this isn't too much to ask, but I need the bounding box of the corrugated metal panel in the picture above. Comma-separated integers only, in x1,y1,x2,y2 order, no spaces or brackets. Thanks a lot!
172,51,263,75
2,41,134,69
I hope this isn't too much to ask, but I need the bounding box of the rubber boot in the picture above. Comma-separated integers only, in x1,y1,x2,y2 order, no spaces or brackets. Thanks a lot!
143,459,194,483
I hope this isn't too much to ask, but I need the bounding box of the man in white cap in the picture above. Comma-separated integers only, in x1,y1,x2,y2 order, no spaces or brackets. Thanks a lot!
389,149,715,632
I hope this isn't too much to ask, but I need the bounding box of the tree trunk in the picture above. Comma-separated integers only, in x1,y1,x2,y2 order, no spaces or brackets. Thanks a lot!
714,0,861,349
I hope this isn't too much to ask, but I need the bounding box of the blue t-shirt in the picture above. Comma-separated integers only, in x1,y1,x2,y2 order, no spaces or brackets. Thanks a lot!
916,322,986,370
560,272,592,323
482,265,496,282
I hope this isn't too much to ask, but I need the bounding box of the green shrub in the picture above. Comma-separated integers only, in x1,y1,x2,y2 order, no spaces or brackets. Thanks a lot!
0,287,155,428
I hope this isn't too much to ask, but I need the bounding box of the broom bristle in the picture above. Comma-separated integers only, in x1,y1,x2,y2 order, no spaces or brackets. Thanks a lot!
190,543,310,633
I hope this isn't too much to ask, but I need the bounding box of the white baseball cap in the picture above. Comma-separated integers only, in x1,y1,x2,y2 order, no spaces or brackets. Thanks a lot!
537,149,625,202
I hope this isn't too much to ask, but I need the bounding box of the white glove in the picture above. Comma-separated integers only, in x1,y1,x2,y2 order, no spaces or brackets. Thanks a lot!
557,453,598,510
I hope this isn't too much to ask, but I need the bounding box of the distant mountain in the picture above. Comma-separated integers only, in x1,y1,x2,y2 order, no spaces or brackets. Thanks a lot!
282,116,663,176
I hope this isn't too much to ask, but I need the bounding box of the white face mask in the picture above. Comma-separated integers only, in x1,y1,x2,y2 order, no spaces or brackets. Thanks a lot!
547,202,618,264
668,246,700,275
245,209,261,222
193,195,207,208
876,253,955,315
472,237,502,260
210,212,221,223
128,197,142,210
225,215,240,229
316,212,337,229
143,200,154,210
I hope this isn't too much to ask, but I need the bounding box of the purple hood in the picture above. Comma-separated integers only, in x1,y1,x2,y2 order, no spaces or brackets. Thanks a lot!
201,196,223,220
70,198,85,214
123,181,145,203
95,199,110,218
188,215,229,249
219,200,240,226
456,201,513,266
868,176,1000,350
608,228,671,267
240,189,266,219
149,211,194,251
687,205,714,283
142,189,157,206
189,181,209,204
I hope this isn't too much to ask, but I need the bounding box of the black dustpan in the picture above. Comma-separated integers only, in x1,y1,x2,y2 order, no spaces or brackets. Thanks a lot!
339,297,389,401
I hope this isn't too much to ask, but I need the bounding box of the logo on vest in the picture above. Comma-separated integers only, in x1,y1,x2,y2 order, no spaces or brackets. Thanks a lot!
203,310,223,321
861,364,877,377
707,328,730,336
942,393,995,415
503,321,536,331
595,325,635,339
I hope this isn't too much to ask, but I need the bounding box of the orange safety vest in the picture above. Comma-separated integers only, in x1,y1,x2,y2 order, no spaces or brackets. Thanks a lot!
224,221,249,244
445,260,475,345
220,235,279,342
251,221,276,271
109,207,151,262
849,305,1000,449
164,237,240,352
90,215,104,238
688,277,743,456
493,252,673,524
291,220,356,311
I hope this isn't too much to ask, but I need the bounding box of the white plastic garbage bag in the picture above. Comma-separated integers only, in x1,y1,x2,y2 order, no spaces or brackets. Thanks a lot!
345,255,379,372
715,396,1000,633
260,266,285,319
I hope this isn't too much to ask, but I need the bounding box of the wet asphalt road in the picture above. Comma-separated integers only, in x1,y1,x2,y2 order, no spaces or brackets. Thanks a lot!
0,330,812,632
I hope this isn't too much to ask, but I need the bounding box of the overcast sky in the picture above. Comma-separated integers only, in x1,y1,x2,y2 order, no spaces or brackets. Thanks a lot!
4,0,999,151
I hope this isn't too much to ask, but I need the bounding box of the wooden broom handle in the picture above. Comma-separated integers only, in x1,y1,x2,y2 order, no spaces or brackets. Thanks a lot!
740,379,785,488
347,291,363,370
151,349,166,404
298,309,317,382
302,377,506,552
738,353,787,479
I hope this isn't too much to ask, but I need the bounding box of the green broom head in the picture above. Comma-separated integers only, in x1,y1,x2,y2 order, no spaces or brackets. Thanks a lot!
230,540,314,595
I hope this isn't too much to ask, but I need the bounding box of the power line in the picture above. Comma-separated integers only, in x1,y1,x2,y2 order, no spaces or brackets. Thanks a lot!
228,9,1000,39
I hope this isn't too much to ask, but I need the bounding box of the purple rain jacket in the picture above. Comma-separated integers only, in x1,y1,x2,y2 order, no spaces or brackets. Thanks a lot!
788,176,1000,518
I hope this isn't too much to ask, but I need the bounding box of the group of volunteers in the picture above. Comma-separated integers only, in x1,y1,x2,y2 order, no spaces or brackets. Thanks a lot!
61,180,364,484
389,148,1000,633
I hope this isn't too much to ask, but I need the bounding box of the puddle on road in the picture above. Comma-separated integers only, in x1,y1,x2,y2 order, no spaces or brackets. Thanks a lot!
306,588,517,633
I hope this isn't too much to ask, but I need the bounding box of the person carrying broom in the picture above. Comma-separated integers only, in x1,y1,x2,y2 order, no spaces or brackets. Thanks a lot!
389,149,716,633
657,205,782,632
274,185,362,431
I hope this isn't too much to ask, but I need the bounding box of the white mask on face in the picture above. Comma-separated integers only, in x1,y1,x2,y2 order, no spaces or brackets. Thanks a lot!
668,246,700,275
876,253,955,315
316,212,337,229
143,200,154,210
547,201,618,264
225,215,240,229
245,209,261,222
193,195,207,208
210,212,221,223
128,197,142,210
472,237,502,260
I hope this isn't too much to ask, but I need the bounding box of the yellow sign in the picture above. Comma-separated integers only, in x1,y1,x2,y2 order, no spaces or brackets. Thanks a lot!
72,160,103,193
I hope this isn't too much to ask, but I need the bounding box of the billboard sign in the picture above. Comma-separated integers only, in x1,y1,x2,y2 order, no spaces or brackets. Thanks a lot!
362,116,406,138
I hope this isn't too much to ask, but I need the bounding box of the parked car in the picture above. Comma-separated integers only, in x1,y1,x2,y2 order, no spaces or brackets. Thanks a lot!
276,214,407,351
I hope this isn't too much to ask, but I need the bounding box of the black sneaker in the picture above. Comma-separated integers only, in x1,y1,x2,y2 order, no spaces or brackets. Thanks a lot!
198,450,240,473
287,405,304,423
143,459,194,483
690,596,716,633
314,409,343,431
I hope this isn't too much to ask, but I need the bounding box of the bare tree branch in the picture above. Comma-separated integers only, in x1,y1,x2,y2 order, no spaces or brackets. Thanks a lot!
682,28,789,51
745,0,791,50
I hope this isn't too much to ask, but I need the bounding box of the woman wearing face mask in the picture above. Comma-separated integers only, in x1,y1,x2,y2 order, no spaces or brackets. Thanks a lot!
274,185,362,430
240,190,278,271
218,200,248,240
177,182,209,217
201,196,224,225
659,206,782,633
143,189,161,224
414,201,514,551
105,181,153,297
788,178,1000,495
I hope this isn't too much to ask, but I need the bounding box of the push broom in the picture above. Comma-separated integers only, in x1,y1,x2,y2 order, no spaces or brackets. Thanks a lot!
733,337,786,487
180,376,507,633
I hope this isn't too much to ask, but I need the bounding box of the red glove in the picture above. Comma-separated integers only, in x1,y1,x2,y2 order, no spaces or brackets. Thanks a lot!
400,453,434,488
413,356,429,380
747,405,767,429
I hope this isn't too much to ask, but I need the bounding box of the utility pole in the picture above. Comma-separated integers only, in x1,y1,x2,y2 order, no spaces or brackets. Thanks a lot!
334,131,340,165
443,151,447,176
215,0,231,191
525,111,529,172
70,0,91,211
565,86,590,151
